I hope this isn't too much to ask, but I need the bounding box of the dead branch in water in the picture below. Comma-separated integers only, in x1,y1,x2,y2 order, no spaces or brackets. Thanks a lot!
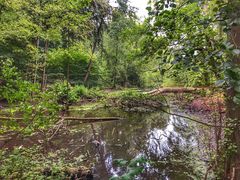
0,116,123,122
159,109,226,128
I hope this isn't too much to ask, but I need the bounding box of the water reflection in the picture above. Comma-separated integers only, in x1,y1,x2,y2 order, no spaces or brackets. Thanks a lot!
65,108,202,179
141,115,200,179
147,115,191,158
0,108,203,179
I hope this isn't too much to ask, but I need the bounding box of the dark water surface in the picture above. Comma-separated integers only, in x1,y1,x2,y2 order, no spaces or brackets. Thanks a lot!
0,107,205,179
65,108,203,179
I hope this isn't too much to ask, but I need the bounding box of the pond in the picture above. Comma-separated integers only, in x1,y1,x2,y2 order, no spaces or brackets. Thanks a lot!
60,107,204,179
0,107,205,179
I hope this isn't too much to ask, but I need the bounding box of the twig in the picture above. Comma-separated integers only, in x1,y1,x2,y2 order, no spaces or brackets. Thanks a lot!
48,117,65,141
160,109,226,128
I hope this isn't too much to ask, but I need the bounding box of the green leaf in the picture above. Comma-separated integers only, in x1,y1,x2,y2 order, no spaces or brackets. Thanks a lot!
215,80,225,87
232,49,240,55
113,159,128,167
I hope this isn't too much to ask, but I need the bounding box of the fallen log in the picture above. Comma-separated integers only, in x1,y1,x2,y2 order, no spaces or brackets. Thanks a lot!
0,116,123,123
147,87,208,95
63,117,123,124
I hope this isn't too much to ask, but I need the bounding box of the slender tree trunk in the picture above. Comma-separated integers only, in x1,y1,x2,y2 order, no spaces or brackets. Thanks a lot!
112,37,119,88
41,40,48,91
83,43,97,85
83,58,93,85
34,37,40,84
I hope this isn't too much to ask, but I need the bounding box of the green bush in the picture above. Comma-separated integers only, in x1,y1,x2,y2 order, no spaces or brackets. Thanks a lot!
0,60,61,135
71,85,89,97
87,87,105,99
0,59,39,103
49,83,105,104
49,81,79,104
71,85,105,99
120,89,147,100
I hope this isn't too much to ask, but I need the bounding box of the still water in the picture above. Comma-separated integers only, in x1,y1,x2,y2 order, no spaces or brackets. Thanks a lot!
57,107,204,179
0,107,205,179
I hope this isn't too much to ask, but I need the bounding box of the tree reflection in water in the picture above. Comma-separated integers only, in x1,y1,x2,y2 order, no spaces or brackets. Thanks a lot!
67,109,204,179
0,108,204,179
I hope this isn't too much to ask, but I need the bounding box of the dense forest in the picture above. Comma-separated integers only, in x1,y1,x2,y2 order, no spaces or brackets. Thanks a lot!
0,0,240,179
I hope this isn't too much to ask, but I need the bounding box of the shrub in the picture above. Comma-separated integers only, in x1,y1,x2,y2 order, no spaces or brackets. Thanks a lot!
71,85,105,99
49,81,79,104
71,85,88,97
0,60,61,135
117,89,149,101
87,87,105,99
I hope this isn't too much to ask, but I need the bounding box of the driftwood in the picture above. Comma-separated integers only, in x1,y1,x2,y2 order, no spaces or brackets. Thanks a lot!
0,116,123,123
147,87,207,95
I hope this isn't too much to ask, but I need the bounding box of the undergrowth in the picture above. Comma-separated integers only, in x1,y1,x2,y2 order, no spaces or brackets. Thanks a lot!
0,147,91,179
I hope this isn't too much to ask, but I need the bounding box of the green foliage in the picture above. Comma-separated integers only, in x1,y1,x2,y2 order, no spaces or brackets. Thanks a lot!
0,59,38,103
48,82,105,105
118,89,148,101
140,71,162,88
100,3,144,88
0,147,85,179
1,89,61,135
0,148,46,179
223,67,240,105
71,85,89,98
0,60,60,135
47,44,102,86
144,0,227,87
71,85,105,99
146,1,240,179
110,157,147,180
0,0,111,86
49,81,78,104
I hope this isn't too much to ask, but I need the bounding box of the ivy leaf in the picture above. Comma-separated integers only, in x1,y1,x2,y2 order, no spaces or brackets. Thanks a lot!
113,159,128,167
146,6,152,11
232,49,240,55
225,69,240,80
170,3,176,8
224,42,234,50
215,80,225,87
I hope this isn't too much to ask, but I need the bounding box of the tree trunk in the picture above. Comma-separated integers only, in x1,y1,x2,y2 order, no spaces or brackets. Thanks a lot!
41,40,48,91
224,25,240,180
83,43,97,85
147,87,207,95
34,37,40,84
83,58,93,84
